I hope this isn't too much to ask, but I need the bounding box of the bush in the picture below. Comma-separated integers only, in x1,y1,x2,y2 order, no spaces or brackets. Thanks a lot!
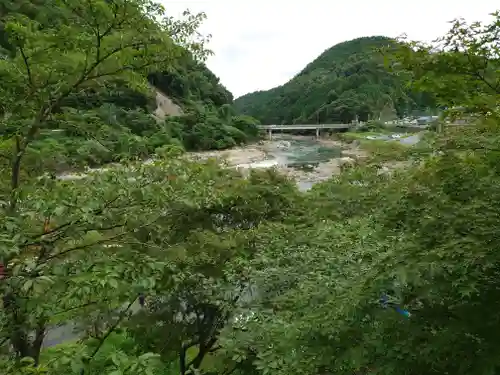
360,139,409,161
356,120,385,132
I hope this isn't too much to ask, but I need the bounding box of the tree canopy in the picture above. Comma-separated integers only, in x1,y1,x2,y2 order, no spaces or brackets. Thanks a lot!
391,12,499,121
0,0,260,178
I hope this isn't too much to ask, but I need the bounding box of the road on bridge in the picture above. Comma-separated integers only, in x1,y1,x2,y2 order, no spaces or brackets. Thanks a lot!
257,123,354,139
257,123,353,130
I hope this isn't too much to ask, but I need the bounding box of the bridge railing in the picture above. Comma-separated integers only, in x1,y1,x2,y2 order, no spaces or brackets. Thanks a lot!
258,123,353,129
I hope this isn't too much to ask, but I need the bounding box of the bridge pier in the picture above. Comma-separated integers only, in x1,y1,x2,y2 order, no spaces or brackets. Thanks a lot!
315,128,319,139
268,129,272,140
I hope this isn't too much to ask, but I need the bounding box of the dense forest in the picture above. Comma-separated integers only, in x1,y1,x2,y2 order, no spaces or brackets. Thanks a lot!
0,0,260,175
234,36,437,124
1,1,500,375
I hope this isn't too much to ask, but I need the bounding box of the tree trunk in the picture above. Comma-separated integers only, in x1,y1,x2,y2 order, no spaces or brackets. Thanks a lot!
3,293,46,366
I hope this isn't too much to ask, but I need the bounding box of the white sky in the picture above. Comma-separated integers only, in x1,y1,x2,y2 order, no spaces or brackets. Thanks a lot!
160,0,498,98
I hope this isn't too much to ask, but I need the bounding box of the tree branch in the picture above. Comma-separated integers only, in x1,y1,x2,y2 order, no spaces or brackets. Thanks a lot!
51,298,112,317
28,196,120,240
185,337,218,372
81,297,136,375
464,52,499,94
85,55,171,81
179,339,200,375
18,45,33,87
42,231,128,263
222,364,239,375
9,134,23,212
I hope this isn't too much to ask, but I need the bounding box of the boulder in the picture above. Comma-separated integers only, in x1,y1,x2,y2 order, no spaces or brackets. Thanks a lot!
275,140,291,149
338,156,357,171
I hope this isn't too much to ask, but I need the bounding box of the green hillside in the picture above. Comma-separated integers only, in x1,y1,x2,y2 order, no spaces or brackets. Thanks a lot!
234,36,436,124
0,0,259,175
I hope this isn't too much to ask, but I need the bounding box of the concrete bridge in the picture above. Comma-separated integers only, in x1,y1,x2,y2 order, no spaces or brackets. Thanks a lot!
257,124,353,140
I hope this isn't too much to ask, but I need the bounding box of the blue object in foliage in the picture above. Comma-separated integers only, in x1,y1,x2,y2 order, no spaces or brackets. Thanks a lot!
394,305,411,318
380,294,411,318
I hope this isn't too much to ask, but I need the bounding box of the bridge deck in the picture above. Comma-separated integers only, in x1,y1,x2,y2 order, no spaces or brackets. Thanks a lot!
258,124,352,130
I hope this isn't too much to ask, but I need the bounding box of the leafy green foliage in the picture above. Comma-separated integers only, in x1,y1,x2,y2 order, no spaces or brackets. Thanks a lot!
391,11,500,121
125,168,299,374
212,13,500,375
0,0,259,179
168,105,260,151
148,50,233,107
234,36,436,124
1,4,500,375
0,0,260,373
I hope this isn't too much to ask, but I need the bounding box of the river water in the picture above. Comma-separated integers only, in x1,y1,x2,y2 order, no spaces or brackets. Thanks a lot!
237,135,344,190
262,137,342,167
242,132,422,190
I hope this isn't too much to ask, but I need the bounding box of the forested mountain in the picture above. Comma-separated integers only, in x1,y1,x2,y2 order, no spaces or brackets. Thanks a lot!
0,0,259,174
234,36,436,124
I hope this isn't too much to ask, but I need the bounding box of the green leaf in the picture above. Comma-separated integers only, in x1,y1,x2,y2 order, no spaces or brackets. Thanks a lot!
22,279,33,292
109,278,118,289
70,359,83,374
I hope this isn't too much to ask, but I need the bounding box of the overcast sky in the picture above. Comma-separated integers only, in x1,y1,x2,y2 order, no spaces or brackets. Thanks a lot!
160,0,497,98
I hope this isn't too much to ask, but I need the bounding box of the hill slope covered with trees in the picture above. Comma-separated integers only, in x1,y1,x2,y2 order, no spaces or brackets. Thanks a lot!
0,0,259,175
234,36,436,124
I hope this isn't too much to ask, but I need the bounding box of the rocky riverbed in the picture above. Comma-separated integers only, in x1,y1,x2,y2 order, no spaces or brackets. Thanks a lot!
59,133,420,190
187,135,372,190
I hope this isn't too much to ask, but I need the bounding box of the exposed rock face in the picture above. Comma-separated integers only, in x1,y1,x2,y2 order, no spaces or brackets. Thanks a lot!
153,89,183,119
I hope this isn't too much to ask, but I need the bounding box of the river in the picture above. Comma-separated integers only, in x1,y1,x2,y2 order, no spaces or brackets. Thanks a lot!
231,135,345,190
59,132,423,190
234,132,421,190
